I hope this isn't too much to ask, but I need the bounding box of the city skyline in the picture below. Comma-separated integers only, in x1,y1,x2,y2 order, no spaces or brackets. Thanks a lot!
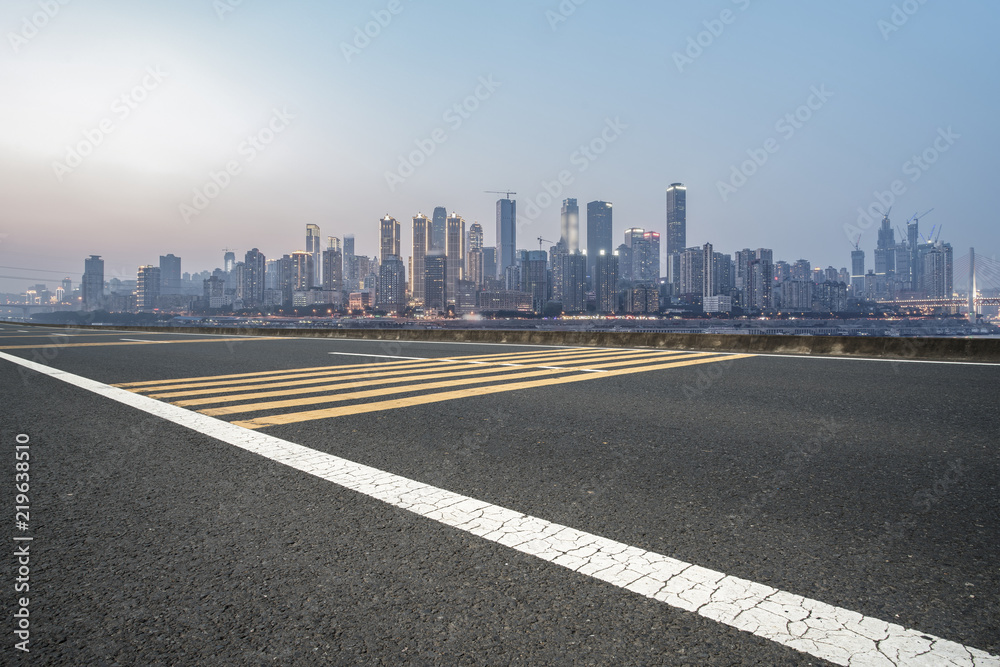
3,2,999,293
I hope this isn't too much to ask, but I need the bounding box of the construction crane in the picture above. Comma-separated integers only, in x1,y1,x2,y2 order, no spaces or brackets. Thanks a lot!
911,208,935,241
852,234,862,251
537,236,557,250
484,190,517,199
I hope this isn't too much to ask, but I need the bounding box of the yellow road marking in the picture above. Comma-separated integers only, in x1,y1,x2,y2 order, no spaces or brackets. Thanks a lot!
114,346,616,388
0,337,277,351
232,355,755,429
190,352,717,413
143,348,674,398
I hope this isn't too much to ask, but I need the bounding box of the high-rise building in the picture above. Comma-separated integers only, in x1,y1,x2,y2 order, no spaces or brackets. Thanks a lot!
82,255,104,310
641,231,661,282
379,215,400,261
411,214,430,304
482,248,497,285
291,251,313,291
468,221,484,251
595,250,619,314
586,201,613,281
159,254,181,294
343,235,356,290
223,250,236,274
425,250,446,312
874,212,896,278
137,265,161,310
322,238,342,294
523,250,548,312
376,256,406,313
623,228,644,281
560,198,580,252
468,248,484,287
243,248,266,306
306,224,322,286
446,213,466,302
748,258,774,312
496,197,516,279
679,247,704,298
666,183,687,256
562,251,588,313
851,249,866,295
702,243,715,298
431,207,447,252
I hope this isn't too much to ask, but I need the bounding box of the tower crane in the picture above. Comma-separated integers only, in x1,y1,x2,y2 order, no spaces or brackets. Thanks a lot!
537,237,557,250
484,190,517,199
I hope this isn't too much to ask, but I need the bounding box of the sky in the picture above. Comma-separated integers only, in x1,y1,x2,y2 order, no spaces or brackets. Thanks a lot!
1,0,998,291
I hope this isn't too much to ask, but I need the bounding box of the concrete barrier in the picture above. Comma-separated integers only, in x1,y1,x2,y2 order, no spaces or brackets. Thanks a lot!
5,322,1000,362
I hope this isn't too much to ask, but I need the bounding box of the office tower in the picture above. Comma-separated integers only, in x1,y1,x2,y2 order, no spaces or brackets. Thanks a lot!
679,247,704,297
223,250,236,274
377,256,406,313
586,201,613,281
61,277,73,294
715,253,733,294
82,255,104,310
595,250,619,314
431,206,447,252
231,262,247,302
617,243,633,281
642,231,661,282
468,248,484,287
468,221,484,251
666,183,687,270
306,224,322,285
874,213,895,276
136,265,161,310
560,198,580,252
158,254,181,294
379,215,400,261
446,213,466,302
411,214,430,304
851,249,866,295
496,197,516,279
623,228,644,281
562,251,588,313
425,251,446,312
322,238,343,293
291,251,313,291
264,259,280,290
482,248,497,285
243,248,266,306
523,250,548,313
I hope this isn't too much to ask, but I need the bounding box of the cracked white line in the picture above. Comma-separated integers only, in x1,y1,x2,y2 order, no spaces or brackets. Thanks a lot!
1,349,996,667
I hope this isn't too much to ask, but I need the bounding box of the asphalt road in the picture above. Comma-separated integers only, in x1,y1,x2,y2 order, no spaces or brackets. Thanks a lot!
1,323,997,666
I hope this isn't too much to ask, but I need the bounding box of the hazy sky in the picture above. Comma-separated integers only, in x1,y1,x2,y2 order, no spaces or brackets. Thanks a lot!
2,0,998,290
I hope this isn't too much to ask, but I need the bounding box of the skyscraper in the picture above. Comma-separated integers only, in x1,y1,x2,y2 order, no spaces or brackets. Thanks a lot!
523,250,548,313
343,235,356,290
243,248,266,306
291,251,313,291
496,197,516,279
666,183,687,255
322,238,342,294
425,251,446,312
642,231,661,282
446,213,466,303
595,250,619,314
468,221,484,251
562,251,588,313
306,224,322,286
874,212,896,277
223,250,236,274
82,255,104,311
586,201,613,281
702,243,715,298
379,215,400,261
159,254,181,294
431,207,447,252
411,214,430,304
851,249,866,295
137,265,161,310
560,198,580,252
377,256,406,313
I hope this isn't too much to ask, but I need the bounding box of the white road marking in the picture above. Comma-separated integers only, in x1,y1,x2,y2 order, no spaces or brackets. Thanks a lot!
749,352,1000,367
119,338,162,343
328,352,430,360
1,349,996,667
